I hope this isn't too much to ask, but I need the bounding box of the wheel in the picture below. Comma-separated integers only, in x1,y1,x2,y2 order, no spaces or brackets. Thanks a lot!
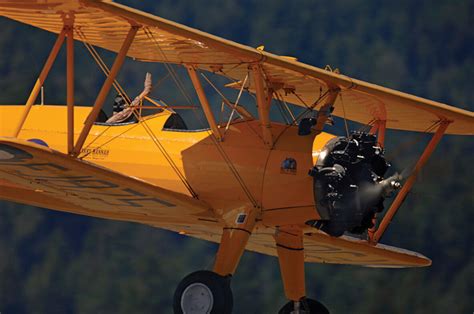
173,270,233,314
278,298,330,314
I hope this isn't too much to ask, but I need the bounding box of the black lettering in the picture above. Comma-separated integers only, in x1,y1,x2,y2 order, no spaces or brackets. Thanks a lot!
89,197,124,206
13,162,68,171
0,144,33,163
58,179,119,189
121,188,146,196
118,197,175,208
17,175,89,180
53,187,149,197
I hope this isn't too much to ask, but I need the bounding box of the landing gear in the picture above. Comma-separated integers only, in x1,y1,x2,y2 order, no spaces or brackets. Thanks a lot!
174,211,329,313
173,270,233,314
279,298,330,314
173,208,255,313
275,226,331,313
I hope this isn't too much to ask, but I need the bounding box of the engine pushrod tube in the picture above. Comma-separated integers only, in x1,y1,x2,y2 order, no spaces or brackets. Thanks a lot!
372,120,450,243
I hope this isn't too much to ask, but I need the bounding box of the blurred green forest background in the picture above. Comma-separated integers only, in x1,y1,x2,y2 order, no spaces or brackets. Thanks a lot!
0,0,473,313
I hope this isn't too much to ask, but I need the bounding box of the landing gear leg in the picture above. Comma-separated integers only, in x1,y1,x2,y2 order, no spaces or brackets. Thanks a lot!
275,226,329,314
173,208,257,314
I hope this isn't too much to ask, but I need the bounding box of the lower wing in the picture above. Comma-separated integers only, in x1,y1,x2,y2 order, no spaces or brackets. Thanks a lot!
0,137,213,226
162,223,431,268
0,137,430,268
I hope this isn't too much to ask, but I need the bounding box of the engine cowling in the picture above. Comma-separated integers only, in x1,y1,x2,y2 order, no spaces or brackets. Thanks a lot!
308,132,400,237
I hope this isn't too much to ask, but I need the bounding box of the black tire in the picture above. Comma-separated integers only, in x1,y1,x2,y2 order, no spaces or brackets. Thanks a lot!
279,298,330,314
173,270,233,314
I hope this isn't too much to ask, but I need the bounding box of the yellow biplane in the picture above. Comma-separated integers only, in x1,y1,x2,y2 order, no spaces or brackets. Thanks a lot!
0,1,473,313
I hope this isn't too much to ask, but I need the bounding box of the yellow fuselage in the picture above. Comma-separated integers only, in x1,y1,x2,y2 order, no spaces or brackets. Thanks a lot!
0,105,335,225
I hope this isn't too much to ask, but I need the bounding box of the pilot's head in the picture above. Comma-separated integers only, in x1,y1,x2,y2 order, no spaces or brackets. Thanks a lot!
113,95,126,113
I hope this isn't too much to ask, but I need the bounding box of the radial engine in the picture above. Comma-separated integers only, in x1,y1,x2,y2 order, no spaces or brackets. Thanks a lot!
309,132,402,237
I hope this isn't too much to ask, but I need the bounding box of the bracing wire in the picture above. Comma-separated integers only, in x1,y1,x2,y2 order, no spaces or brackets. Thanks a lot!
275,91,296,124
76,29,131,104
386,120,442,162
143,28,195,107
137,114,199,198
270,90,330,146
339,93,350,137
224,73,249,133
144,27,259,206
292,90,330,125
75,29,199,197
200,72,246,121
210,69,264,141
291,91,313,111
275,99,290,124
78,123,141,159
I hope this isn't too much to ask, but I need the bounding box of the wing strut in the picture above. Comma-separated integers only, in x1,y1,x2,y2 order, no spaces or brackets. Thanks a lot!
66,23,75,154
186,66,222,141
252,65,273,147
72,26,138,156
371,120,450,244
369,119,386,147
13,29,67,137
314,88,340,135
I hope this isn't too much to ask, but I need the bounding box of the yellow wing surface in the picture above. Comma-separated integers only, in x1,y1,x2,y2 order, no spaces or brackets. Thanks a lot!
0,138,430,267
0,138,212,225
1,0,473,134
161,224,430,268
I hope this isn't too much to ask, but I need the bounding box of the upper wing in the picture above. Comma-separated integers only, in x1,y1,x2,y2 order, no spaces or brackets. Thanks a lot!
0,138,213,225
1,0,472,134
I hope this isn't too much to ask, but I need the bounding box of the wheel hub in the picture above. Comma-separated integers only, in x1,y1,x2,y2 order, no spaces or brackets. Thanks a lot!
180,282,214,314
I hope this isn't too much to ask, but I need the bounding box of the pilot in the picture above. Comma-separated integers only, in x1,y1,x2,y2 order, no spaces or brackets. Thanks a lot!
106,72,152,124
